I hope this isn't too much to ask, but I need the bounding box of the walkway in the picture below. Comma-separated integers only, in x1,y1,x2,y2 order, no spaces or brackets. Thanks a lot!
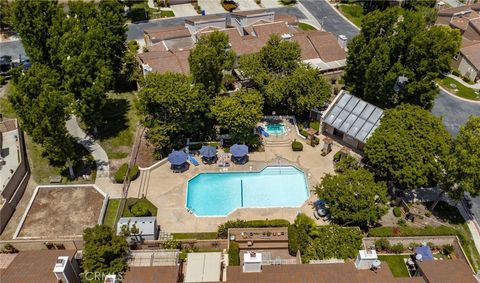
447,74,480,89
65,116,109,178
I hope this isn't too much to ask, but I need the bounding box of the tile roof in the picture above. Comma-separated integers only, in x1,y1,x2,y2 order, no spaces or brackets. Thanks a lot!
138,50,190,74
251,22,291,39
0,250,76,283
144,25,191,41
226,262,424,283
460,41,480,70
185,14,225,24
274,14,299,25
231,9,274,17
418,259,477,283
123,266,180,283
439,3,480,16
305,30,347,62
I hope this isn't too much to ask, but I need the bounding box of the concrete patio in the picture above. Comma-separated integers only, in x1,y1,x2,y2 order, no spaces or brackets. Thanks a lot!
129,126,344,233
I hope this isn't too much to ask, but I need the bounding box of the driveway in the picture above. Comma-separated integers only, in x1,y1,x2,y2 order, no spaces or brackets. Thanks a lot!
299,0,359,41
198,0,226,14
431,90,480,137
237,0,262,11
170,4,197,17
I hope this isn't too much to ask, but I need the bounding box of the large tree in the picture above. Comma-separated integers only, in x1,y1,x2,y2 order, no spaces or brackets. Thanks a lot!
189,31,235,96
344,8,461,109
82,225,129,280
211,89,264,141
9,64,77,177
364,104,452,189
264,65,331,116
12,0,127,131
448,116,480,200
316,168,388,226
137,72,209,156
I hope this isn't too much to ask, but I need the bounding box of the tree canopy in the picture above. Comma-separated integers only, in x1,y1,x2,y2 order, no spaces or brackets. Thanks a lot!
364,104,452,189
189,31,235,96
211,89,264,141
12,0,127,130
344,7,461,109
316,168,388,226
82,225,129,279
449,116,480,199
137,72,209,157
265,65,331,116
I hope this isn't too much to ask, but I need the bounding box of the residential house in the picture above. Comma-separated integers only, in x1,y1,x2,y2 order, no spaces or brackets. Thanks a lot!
0,118,29,234
437,3,480,41
452,39,480,81
139,11,347,80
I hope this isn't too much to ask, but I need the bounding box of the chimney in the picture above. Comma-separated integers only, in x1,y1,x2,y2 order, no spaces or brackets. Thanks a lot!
354,250,378,270
243,252,262,273
53,256,80,283
337,35,348,50
281,33,292,41
104,274,118,283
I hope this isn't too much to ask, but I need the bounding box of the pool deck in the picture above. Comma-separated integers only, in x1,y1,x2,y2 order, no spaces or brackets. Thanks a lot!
129,129,346,233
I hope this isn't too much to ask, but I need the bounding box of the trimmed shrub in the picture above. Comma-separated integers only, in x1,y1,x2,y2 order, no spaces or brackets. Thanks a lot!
368,226,459,237
114,163,128,183
300,129,309,138
374,238,390,251
314,136,320,146
281,0,296,4
462,76,473,84
131,201,152,217
217,219,290,238
229,241,240,265
442,244,454,255
163,239,181,249
425,211,432,217
390,243,404,254
292,140,303,151
452,69,460,77
189,143,202,150
129,165,140,181
288,225,298,255
393,207,402,217
310,121,320,133
397,219,407,226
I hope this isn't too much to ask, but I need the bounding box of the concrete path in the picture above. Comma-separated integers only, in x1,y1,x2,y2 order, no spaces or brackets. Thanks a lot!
66,116,110,178
447,74,480,89
456,201,480,254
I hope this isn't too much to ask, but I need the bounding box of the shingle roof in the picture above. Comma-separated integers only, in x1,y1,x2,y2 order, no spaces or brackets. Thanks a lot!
231,9,274,17
460,40,480,70
185,14,225,24
322,91,383,143
123,266,179,283
0,250,76,283
418,259,477,283
138,50,190,74
226,262,424,283
144,25,191,41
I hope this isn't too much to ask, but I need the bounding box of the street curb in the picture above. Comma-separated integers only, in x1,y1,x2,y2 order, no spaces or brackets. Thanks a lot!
437,84,480,104
323,0,360,31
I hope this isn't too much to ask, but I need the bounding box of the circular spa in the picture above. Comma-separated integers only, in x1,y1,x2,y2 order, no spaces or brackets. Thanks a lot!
186,166,309,216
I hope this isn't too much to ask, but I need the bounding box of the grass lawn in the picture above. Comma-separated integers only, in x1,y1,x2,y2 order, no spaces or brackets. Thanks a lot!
172,232,218,240
378,255,409,277
298,22,317,31
338,4,364,28
103,199,121,227
160,10,175,18
437,77,480,101
97,92,139,160
123,198,158,217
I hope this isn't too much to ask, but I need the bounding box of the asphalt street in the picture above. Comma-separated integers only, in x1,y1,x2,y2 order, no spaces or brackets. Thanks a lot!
299,0,359,41
0,40,25,60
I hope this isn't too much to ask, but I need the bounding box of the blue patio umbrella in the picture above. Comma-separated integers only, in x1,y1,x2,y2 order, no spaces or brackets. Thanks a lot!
168,150,188,165
199,146,217,158
230,144,249,157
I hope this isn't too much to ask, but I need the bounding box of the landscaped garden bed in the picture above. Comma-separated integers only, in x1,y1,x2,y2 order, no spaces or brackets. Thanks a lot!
437,77,480,101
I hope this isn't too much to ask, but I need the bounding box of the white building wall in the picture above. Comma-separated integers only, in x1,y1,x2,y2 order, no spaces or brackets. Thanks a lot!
458,57,479,81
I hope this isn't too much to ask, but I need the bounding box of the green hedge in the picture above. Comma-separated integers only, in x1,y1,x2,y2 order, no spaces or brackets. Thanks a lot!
292,140,303,151
310,121,320,133
114,163,128,183
368,226,459,238
229,241,240,265
393,207,402,217
114,163,140,183
300,129,308,138
218,219,290,238
288,224,299,255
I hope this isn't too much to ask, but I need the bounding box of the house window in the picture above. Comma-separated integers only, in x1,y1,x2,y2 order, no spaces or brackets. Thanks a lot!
454,52,460,60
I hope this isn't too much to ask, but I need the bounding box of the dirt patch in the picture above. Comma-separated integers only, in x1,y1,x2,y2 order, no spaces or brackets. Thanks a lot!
17,186,105,238
136,134,157,168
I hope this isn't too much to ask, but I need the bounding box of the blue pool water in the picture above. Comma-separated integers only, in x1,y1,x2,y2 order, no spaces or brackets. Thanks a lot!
264,123,286,135
186,166,309,216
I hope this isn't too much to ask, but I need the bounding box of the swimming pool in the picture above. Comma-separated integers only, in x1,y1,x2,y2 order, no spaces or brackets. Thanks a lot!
264,123,286,135
186,166,309,216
